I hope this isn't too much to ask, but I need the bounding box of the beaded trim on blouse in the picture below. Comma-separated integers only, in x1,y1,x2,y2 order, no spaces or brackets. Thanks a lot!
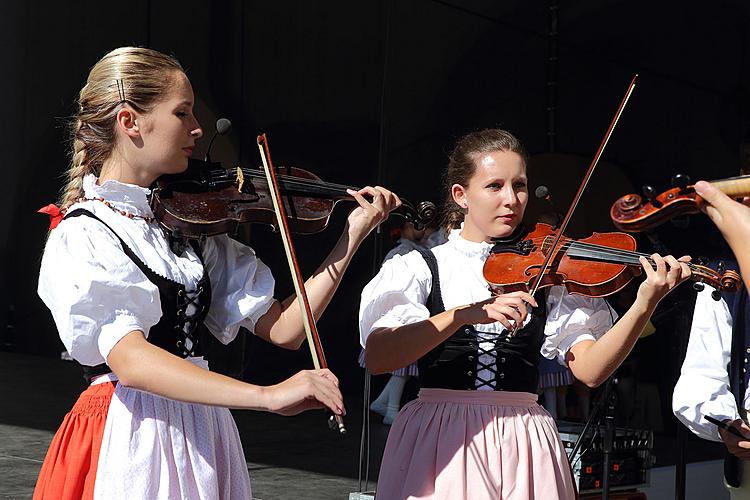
70,196,155,223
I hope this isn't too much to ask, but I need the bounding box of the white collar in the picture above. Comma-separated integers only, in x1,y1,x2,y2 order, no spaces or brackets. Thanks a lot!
82,174,153,217
447,224,494,258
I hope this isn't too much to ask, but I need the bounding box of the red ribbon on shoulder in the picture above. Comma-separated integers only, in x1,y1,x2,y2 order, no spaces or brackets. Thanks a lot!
38,204,63,230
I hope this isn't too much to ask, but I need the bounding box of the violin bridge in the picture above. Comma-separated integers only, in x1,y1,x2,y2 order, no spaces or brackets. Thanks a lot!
236,166,245,193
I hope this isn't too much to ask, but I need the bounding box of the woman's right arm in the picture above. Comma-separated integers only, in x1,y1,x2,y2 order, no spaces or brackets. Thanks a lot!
364,291,537,374
107,330,344,416
107,331,344,415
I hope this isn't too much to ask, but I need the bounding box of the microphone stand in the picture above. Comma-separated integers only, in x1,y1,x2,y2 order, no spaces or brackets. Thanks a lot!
601,376,618,500
568,374,619,498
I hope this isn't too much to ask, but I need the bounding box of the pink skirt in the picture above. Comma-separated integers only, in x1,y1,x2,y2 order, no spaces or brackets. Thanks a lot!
375,388,576,500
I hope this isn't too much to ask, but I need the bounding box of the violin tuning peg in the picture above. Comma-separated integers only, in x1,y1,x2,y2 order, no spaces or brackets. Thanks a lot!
711,289,722,301
641,185,663,208
717,261,726,273
671,173,692,191
692,281,705,292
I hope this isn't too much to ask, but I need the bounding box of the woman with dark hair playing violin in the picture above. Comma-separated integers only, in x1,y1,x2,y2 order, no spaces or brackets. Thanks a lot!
359,128,691,499
34,47,400,500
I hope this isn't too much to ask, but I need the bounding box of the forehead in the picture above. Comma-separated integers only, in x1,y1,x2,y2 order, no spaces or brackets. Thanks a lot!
470,150,526,180
160,71,194,104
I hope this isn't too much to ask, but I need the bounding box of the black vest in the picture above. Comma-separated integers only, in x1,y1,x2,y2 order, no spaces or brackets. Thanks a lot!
414,247,547,393
64,209,212,383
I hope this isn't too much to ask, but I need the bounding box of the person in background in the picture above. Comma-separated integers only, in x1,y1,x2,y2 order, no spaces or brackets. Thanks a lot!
672,258,750,498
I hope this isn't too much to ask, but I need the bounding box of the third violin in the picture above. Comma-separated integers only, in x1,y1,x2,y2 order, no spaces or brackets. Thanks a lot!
610,174,750,232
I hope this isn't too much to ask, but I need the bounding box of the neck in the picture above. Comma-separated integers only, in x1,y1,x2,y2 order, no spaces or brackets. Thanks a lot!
459,220,500,243
99,153,157,188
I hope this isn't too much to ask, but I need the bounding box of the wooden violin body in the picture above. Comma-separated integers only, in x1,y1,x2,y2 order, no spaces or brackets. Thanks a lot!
151,159,436,239
483,223,741,297
484,223,640,297
152,160,334,238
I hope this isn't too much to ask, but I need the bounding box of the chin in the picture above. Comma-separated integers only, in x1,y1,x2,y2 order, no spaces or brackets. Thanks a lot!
488,221,519,239
166,157,189,174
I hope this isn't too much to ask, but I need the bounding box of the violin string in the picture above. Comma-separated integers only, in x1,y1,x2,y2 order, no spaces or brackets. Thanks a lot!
514,237,713,276
212,168,357,195
209,167,356,195
243,168,358,193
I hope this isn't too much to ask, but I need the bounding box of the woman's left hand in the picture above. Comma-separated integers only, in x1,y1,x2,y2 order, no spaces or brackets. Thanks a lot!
636,253,692,308
345,186,402,243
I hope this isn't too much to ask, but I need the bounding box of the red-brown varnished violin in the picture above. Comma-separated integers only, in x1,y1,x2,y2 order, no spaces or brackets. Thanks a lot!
610,174,750,232
151,158,436,239
483,222,742,298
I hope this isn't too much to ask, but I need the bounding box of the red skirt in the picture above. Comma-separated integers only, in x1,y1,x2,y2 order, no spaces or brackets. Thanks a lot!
33,381,115,500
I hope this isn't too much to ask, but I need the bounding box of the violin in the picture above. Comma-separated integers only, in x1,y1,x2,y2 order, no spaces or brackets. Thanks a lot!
610,174,750,232
483,223,742,298
481,74,739,339
151,158,437,239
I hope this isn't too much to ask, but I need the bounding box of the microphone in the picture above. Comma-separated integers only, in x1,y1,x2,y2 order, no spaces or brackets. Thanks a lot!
535,185,561,228
535,185,550,200
205,118,232,162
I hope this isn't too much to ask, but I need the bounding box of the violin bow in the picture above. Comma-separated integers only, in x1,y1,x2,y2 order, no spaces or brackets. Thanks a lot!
514,75,638,331
257,133,346,434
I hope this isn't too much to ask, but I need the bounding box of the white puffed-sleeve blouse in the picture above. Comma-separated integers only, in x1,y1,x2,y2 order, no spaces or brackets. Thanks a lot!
38,175,276,366
359,228,617,366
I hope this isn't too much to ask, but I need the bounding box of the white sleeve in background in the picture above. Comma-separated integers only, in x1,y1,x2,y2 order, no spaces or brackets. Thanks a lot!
672,287,737,442
541,286,618,365
200,234,276,343
358,250,432,349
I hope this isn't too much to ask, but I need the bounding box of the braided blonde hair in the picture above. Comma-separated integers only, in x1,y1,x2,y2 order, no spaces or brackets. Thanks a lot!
441,129,528,231
59,47,184,208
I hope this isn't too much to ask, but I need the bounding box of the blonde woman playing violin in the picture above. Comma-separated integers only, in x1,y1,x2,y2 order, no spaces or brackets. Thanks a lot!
34,47,399,500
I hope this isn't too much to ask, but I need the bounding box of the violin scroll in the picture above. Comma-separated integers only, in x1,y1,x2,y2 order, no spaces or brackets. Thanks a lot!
395,200,437,231
610,174,750,232
689,264,742,297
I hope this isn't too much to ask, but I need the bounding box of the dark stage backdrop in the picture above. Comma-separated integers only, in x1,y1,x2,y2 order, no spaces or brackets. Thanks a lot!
1,1,749,421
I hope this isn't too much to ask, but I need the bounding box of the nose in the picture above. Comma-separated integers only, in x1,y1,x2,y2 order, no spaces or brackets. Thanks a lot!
502,185,518,207
190,118,203,139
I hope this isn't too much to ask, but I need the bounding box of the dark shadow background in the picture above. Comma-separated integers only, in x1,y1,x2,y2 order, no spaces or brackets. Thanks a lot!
2,0,748,469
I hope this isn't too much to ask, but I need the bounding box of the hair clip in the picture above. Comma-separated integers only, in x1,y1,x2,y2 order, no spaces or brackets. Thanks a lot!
115,79,127,104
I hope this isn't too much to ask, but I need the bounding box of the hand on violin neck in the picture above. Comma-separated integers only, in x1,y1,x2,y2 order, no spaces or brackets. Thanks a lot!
456,291,538,330
344,185,402,243
635,253,692,308
695,180,750,247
